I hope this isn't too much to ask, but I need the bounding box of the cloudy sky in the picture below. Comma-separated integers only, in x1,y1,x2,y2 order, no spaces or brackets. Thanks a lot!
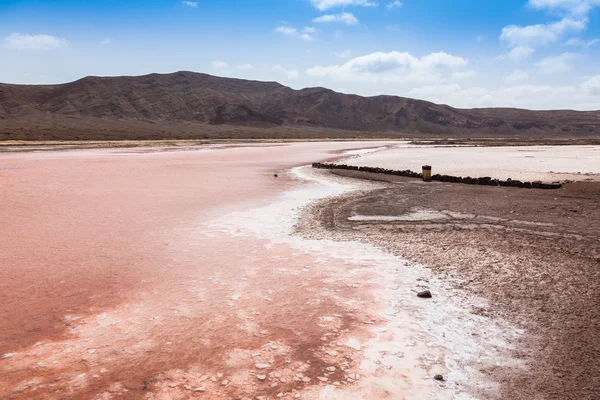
1,0,600,110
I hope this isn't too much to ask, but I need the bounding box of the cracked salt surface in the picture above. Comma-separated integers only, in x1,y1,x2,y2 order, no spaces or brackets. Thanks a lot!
206,165,525,399
349,208,556,227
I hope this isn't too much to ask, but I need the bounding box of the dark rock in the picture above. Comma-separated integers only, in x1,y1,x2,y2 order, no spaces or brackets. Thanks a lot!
433,374,445,381
273,174,278,178
417,290,432,298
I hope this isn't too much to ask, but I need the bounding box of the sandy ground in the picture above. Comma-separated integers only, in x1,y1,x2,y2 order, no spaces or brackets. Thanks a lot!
0,141,497,400
0,139,396,153
342,144,600,182
299,169,600,400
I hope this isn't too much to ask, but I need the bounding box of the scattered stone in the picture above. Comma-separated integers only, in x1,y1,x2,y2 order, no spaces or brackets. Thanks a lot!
257,374,267,381
302,377,311,383
277,393,284,398
326,366,336,372
255,363,271,369
433,374,445,381
221,380,229,386
193,387,206,392
317,377,328,382
294,394,301,399
417,290,432,298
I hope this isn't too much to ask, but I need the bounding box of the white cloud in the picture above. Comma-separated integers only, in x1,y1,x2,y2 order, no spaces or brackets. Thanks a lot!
275,26,314,40
306,51,468,83
4,33,69,50
182,1,198,7
566,37,600,46
211,61,228,69
274,65,299,79
507,46,535,61
500,17,586,47
505,69,530,82
451,70,477,80
334,50,352,58
100,37,111,46
236,64,254,70
535,52,576,73
275,26,297,35
304,26,317,33
405,82,600,110
528,0,600,16
313,12,359,25
408,84,464,101
581,75,600,94
310,0,378,11
386,1,403,9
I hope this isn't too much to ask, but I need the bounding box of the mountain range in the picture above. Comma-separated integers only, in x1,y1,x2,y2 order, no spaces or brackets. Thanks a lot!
1,71,599,140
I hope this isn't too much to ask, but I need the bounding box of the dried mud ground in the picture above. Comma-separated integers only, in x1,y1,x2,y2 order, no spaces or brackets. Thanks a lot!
297,170,600,400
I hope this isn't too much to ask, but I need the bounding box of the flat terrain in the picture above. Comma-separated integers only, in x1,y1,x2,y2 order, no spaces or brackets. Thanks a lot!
0,139,395,153
300,169,600,399
342,143,600,182
1,142,463,400
2,142,599,399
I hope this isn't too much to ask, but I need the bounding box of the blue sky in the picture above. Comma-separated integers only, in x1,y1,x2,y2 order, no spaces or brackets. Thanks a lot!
1,0,599,109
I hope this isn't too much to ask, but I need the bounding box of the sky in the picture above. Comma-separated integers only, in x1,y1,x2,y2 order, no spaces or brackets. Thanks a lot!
1,0,600,110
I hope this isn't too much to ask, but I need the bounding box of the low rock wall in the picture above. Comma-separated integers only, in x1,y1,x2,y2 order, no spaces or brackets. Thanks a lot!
311,162,562,189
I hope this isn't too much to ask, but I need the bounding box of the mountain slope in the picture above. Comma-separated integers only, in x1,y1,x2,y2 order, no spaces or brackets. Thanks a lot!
1,71,599,140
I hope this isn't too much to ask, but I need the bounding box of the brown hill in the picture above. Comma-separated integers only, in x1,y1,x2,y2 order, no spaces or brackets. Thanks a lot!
1,71,599,140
